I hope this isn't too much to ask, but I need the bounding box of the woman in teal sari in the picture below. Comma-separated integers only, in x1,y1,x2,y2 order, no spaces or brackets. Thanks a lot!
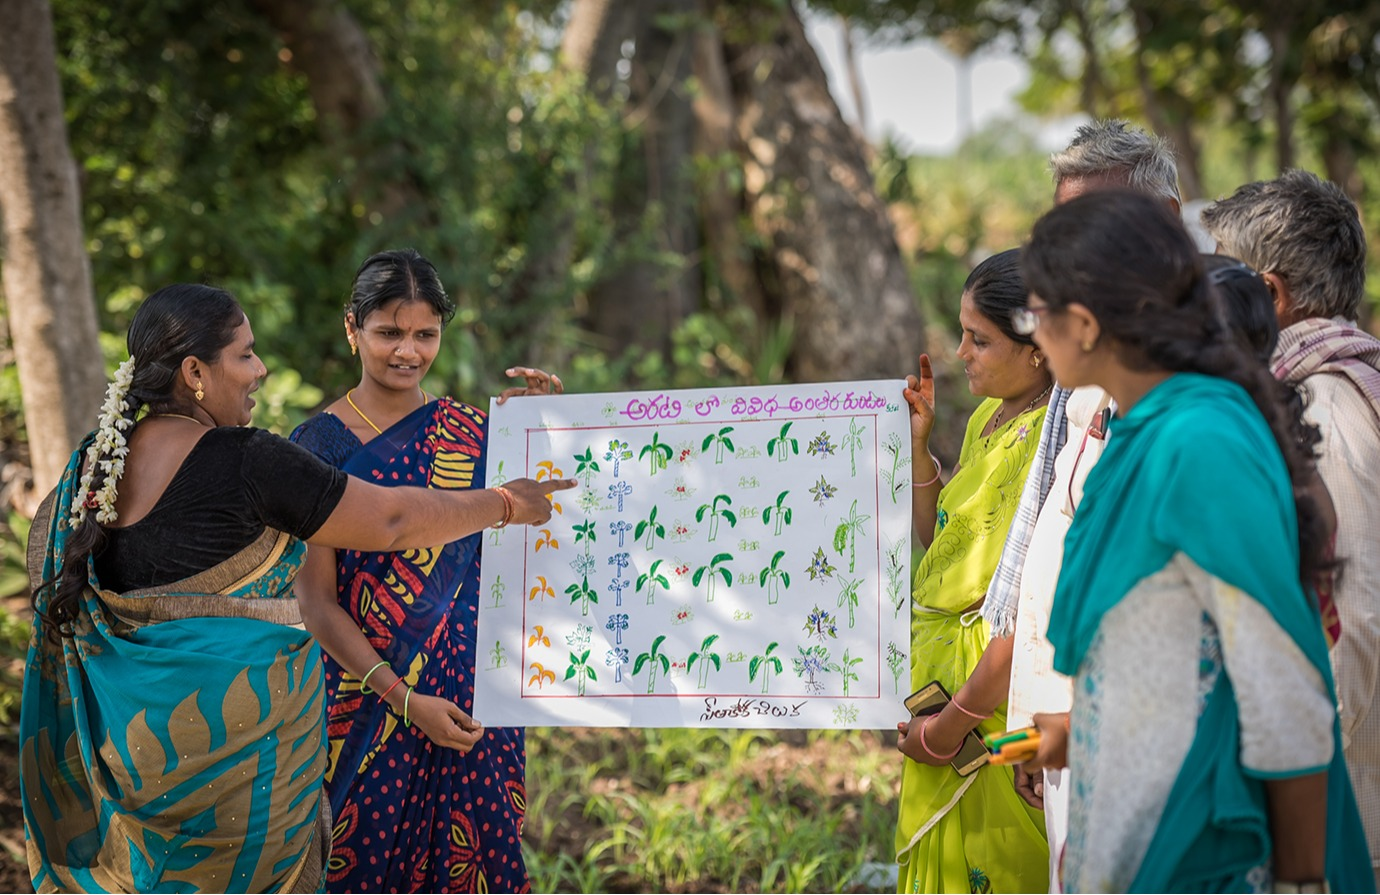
21,284,570,893
894,249,1053,893
1018,190,1373,893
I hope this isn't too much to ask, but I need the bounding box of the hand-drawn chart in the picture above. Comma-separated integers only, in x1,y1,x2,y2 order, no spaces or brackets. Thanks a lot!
474,381,912,729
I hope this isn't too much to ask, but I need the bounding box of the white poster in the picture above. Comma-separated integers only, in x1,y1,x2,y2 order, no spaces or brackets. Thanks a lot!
473,381,912,729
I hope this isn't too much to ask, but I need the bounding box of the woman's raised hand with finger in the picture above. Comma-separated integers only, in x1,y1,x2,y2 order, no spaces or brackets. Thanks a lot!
495,366,565,405
903,353,937,448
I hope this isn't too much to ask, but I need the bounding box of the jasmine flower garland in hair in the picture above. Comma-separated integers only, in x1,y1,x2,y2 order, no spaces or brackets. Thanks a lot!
69,356,137,528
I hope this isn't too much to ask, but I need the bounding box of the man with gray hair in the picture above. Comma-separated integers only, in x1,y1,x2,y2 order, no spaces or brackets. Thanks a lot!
911,119,1182,893
1203,169,1380,873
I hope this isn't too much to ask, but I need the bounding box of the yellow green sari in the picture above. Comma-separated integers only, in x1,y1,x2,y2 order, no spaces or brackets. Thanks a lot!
897,399,1049,894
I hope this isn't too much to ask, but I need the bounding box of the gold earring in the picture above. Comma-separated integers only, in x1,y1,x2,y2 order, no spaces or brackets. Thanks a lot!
349,339,357,356
1081,341,1094,353
1032,355,1042,367
195,381,205,401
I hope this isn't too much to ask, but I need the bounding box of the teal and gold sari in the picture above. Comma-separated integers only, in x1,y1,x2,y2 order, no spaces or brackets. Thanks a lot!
21,441,330,893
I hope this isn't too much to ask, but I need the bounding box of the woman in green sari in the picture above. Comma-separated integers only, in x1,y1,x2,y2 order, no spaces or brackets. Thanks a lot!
895,249,1053,893
21,284,572,893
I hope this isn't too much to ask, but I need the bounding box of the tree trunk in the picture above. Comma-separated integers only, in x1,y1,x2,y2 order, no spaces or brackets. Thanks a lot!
1065,0,1104,117
1266,23,1295,172
838,16,869,139
0,0,105,503
1128,3,1203,200
717,0,924,381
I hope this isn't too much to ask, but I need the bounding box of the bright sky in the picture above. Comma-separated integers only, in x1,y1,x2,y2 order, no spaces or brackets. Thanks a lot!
805,15,1040,155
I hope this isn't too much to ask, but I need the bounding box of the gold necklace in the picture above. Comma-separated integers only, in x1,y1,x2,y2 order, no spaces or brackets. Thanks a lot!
990,383,1052,432
346,388,431,435
150,413,203,424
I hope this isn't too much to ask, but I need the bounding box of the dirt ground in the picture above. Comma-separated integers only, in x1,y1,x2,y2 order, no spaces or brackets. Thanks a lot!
0,738,31,893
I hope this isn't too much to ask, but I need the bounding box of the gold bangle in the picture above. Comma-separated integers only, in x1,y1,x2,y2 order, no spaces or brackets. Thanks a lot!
492,486,515,528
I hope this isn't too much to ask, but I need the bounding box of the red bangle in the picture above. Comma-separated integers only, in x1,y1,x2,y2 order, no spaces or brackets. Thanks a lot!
378,677,405,701
918,715,962,761
492,486,515,528
950,695,992,720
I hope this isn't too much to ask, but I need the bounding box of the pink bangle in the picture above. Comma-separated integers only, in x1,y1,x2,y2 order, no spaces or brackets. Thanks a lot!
950,695,992,720
912,455,943,488
918,715,962,761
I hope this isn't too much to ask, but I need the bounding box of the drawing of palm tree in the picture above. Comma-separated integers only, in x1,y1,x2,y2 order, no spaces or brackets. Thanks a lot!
565,576,598,616
640,432,673,475
695,494,737,542
757,550,791,605
564,650,598,696
701,426,736,464
841,418,867,477
573,447,601,486
528,576,555,602
761,490,793,536
527,662,556,689
749,642,783,694
635,505,666,550
604,439,633,477
605,647,630,683
608,481,633,512
605,613,630,645
693,553,734,602
835,648,863,697
637,559,671,604
573,520,597,554
767,421,799,463
687,634,723,690
836,576,862,628
609,518,632,546
634,634,672,694
832,499,872,573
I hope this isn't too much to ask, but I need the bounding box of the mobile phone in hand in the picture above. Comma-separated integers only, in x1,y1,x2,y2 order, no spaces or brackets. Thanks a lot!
902,679,990,777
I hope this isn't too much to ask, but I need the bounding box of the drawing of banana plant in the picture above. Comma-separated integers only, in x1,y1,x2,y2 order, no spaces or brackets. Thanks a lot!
886,642,906,694
701,426,736,464
608,481,633,512
695,494,737,542
749,642,783,694
527,662,556,689
792,645,830,695
767,422,799,462
604,439,632,477
635,505,666,550
693,553,734,602
609,518,632,546
535,461,565,514
832,499,872,573
573,447,601,486
640,432,673,475
573,520,597,554
831,648,863,697
605,647,630,683
535,529,559,552
528,576,555,602
564,650,597,696
880,432,911,504
686,633,722,689
757,551,791,605
489,574,506,609
605,613,630,645
634,634,672,693
637,559,671,604
837,576,862,628
761,490,793,536
842,419,867,477
565,576,598,616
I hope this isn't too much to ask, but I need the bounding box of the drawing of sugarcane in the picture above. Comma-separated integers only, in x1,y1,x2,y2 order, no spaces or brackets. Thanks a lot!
489,574,506,609
635,505,666,550
605,612,630,645
640,432,673,475
841,419,867,477
608,481,633,512
609,518,632,546
634,634,672,693
757,550,791,605
767,421,799,462
488,640,507,669
701,426,736,464
761,490,793,536
573,520,597,554
604,439,632,477
836,576,862,628
605,647,630,683
564,650,597,696
831,648,863,697
693,553,734,602
565,576,598,616
880,432,911,503
574,447,601,486
832,499,872,573
686,634,722,690
749,642,783,694
637,559,671,604
695,494,737,542
886,642,906,694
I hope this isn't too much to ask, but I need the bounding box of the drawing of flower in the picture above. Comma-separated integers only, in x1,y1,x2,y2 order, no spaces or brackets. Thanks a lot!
807,432,835,457
809,475,837,505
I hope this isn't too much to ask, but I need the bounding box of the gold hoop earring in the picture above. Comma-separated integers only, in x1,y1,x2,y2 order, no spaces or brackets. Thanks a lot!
195,381,205,401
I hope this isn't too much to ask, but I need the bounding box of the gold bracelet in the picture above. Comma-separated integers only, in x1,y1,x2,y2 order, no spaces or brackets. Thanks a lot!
492,486,515,528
